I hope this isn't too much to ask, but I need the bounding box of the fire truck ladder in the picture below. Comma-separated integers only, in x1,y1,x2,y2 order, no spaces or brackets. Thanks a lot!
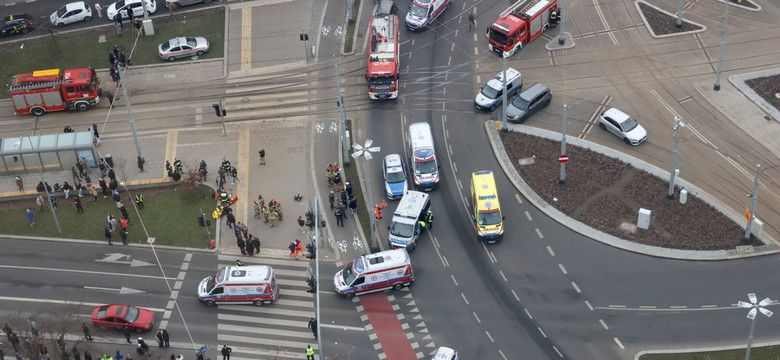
500,0,542,18
370,17,395,60
9,78,72,92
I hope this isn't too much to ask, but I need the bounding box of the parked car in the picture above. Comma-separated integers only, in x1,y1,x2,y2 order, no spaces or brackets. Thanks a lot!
432,347,459,360
106,0,157,21
91,304,154,333
474,67,522,111
598,107,648,145
0,14,35,37
158,36,210,61
164,0,211,9
383,154,408,200
506,82,551,123
51,2,93,26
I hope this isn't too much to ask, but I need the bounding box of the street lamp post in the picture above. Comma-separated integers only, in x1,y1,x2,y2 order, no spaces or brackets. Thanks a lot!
351,139,380,253
24,135,62,234
738,293,773,360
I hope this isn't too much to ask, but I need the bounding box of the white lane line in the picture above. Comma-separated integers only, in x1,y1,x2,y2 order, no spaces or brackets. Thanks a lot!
571,282,581,294
546,246,555,256
538,327,547,338
512,289,520,302
599,319,609,330
473,312,481,323
451,274,458,286
535,228,544,239
702,305,718,308
553,346,563,358
499,270,507,281
485,330,494,342
525,211,532,221
524,308,533,319
499,349,509,360
614,337,625,349
558,264,567,274
585,300,594,311
609,305,627,308
514,193,523,204
591,0,618,45
639,306,657,309
670,306,687,309
0,264,172,280
461,293,470,305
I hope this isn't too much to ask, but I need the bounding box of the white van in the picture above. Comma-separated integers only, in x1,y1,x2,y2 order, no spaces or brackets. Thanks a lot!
198,265,278,306
474,67,522,111
333,249,414,298
408,122,439,190
405,0,452,31
388,190,431,251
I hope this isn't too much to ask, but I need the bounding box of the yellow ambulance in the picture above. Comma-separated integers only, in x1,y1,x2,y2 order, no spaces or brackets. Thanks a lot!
471,170,504,243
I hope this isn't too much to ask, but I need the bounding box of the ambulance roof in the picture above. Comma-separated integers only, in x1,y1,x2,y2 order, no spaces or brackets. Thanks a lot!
219,265,273,284
409,122,434,150
473,170,501,211
357,249,410,273
393,191,429,219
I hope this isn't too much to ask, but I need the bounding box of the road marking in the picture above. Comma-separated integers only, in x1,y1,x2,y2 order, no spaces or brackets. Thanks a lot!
525,211,532,221
485,330,493,342
499,270,507,281
451,275,458,286
546,246,555,256
432,235,449,267
580,95,611,139
499,349,509,360
524,308,533,319
83,286,145,294
571,282,581,294
639,305,657,309
95,253,154,267
599,319,609,330
512,289,520,302
670,306,687,309
473,312,481,323
613,337,625,349
320,323,365,331
240,7,253,70
461,293,469,305
553,346,563,358
514,193,523,204
650,89,683,120
0,264,171,280
591,0,618,45
535,228,543,239
538,327,547,338
558,264,567,274
585,300,594,311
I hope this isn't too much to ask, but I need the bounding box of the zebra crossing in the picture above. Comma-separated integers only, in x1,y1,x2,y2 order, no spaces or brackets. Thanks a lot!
215,253,317,359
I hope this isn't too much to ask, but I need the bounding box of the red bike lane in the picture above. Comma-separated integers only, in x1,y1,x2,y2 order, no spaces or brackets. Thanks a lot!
360,292,418,360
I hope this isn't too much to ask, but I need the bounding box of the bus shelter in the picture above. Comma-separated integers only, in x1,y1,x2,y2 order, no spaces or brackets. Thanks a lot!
0,132,97,174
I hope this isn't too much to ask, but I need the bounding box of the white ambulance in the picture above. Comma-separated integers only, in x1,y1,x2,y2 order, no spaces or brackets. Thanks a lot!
333,249,414,298
405,0,452,31
408,122,440,191
198,265,278,306
388,190,431,251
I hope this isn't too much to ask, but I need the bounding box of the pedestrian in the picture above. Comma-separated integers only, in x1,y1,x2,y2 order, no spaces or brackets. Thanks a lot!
137,338,149,357
123,325,131,343
245,236,254,256
220,345,231,360
237,235,246,256
167,2,175,19
226,211,236,229
288,241,299,260
337,201,347,220
340,191,348,207
108,214,117,232
92,186,99,203
94,3,102,17
109,52,116,67
426,210,434,230
50,195,58,210
468,12,475,31
275,202,284,221
335,207,344,227
229,166,239,184
28,317,39,337
120,227,128,245
2,323,12,339
251,235,261,253
84,350,93,360
134,18,143,35
115,350,124,360
235,258,243,266
63,181,72,199
115,20,122,36
305,345,314,360
72,347,81,360
295,239,305,258
217,166,226,184
268,208,278,227
75,197,84,213
349,195,357,214
155,330,163,348
161,329,169,347
10,333,20,352
120,205,130,221
308,318,317,339
374,204,382,220
135,194,144,209
328,191,335,209
110,178,118,196
113,44,120,59
26,208,35,226
77,182,84,198
84,172,93,186
108,167,116,181
120,217,129,231
82,323,93,341
258,148,265,165
105,225,113,245
345,181,353,197
99,177,108,196
173,158,183,173
15,175,24,191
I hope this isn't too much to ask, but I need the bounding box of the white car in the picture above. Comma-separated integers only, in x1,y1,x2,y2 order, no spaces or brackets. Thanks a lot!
598,107,648,146
158,36,210,61
432,347,459,360
106,0,157,21
51,2,92,26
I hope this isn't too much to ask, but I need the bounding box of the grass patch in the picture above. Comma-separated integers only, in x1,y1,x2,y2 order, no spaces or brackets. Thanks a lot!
342,119,376,251
343,0,361,53
640,346,780,360
3,184,216,248
0,7,225,98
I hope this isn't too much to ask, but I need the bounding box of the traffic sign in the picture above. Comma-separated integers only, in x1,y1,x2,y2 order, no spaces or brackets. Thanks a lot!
558,155,569,163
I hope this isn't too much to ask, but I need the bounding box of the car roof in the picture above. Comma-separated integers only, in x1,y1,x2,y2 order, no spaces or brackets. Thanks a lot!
518,82,549,100
433,347,457,358
486,68,520,90
4,14,33,22
65,2,88,10
384,154,402,167
602,107,631,123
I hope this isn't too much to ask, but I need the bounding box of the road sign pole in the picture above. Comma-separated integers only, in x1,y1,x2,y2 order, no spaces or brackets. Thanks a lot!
501,54,508,132
667,117,682,199
559,104,567,184
744,164,761,242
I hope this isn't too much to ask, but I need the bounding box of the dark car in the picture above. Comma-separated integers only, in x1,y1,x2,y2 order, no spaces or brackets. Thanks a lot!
1,14,35,37
506,82,552,123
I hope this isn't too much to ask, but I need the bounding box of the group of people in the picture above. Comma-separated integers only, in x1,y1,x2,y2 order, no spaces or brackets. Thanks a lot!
108,44,132,87
216,158,240,189
549,6,562,26
164,158,185,181
287,239,305,260
325,163,342,191
328,176,356,227
233,220,261,257
253,195,283,228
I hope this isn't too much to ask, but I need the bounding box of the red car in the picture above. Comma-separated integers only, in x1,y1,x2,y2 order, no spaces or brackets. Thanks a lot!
91,304,154,333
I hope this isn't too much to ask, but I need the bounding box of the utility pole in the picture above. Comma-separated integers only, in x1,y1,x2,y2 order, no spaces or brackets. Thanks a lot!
116,65,144,171
676,0,683,28
313,197,323,358
713,0,729,91
744,165,761,242
558,0,566,45
335,64,350,167
667,117,683,199
25,135,62,234
500,54,508,132
559,104,567,184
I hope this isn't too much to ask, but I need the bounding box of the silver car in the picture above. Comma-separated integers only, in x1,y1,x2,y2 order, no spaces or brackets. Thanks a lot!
158,36,209,61
598,107,648,146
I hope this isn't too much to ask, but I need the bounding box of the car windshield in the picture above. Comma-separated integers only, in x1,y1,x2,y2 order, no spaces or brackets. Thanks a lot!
511,96,530,110
478,210,502,226
369,76,394,86
390,221,415,238
96,305,109,318
480,85,500,99
160,40,171,51
186,37,197,47
57,6,68,17
621,117,639,132
414,159,436,174
204,275,215,293
341,259,360,285
124,306,139,323
409,3,427,18
386,171,405,183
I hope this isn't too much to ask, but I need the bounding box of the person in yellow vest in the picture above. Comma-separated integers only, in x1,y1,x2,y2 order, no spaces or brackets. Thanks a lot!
305,345,314,360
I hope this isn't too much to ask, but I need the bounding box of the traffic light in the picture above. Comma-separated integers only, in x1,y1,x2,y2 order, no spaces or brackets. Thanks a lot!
197,213,210,227
213,104,221,117
299,34,309,41
306,243,316,260
306,277,317,293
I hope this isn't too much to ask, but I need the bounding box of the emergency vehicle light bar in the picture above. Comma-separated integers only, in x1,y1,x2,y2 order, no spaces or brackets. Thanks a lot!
474,170,492,175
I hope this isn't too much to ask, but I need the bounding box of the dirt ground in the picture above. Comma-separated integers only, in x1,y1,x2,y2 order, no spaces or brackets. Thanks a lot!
501,132,761,250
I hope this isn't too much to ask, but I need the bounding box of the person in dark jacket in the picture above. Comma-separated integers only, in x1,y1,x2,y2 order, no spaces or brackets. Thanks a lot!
105,225,113,245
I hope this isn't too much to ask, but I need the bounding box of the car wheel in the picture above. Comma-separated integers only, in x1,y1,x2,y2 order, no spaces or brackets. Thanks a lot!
167,56,176,62
623,138,631,145
345,293,355,299
30,107,46,116
392,283,403,291
84,16,92,22
599,123,606,130
76,102,89,111
253,300,264,307
196,50,204,56
205,300,215,307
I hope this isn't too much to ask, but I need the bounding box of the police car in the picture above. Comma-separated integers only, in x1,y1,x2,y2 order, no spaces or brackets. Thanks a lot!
474,67,522,111
382,154,408,200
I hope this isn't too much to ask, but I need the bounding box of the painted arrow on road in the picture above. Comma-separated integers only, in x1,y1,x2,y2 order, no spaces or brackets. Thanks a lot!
95,253,154,267
83,286,146,295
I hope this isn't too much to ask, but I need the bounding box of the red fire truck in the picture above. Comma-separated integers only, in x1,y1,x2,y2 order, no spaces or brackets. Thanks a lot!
487,0,558,58
366,6,399,100
10,67,102,116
